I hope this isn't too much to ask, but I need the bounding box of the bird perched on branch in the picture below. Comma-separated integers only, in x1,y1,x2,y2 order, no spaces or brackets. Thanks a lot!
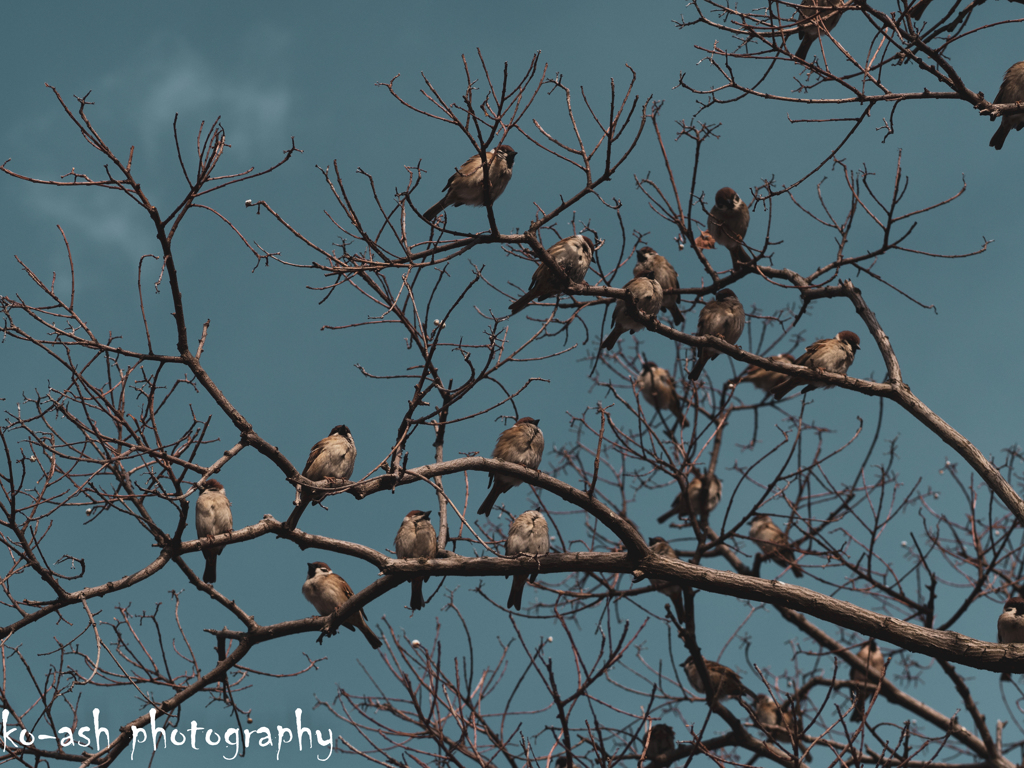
683,656,752,700
286,425,356,530
750,514,804,578
989,62,1024,150
850,639,884,721
505,510,550,610
754,694,797,734
302,562,382,650
477,417,545,517
730,353,795,393
424,145,517,220
647,537,685,623
687,471,722,520
707,187,750,266
688,290,745,381
646,723,676,761
997,596,1024,681
508,235,595,315
601,277,664,350
394,510,438,611
637,361,686,424
195,479,232,584
633,247,685,325
770,331,860,400
794,0,847,61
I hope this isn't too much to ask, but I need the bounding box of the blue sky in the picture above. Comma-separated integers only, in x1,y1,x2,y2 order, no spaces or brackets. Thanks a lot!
2,1,1022,765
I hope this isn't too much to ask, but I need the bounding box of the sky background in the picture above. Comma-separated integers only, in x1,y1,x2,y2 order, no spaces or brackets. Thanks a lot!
2,1,1022,766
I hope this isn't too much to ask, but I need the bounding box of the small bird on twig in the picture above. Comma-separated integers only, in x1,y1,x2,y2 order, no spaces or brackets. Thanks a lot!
769,331,860,400
286,425,356,530
302,562,382,650
394,510,438,611
424,145,517,220
508,235,595,315
505,510,550,610
477,417,545,517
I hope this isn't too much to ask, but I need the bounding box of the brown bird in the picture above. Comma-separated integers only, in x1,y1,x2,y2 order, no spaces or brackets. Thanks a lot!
648,537,685,623
394,510,438,611
195,479,233,584
754,694,796,733
633,246,685,325
505,510,550,610
302,562,382,650
508,235,595,315
477,417,545,517
989,62,1024,150
688,290,745,381
688,472,722,520
770,331,861,400
731,353,795,393
750,514,804,578
637,361,685,423
286,425,357,530
682,656,751,700
997,596,1024,680
645,723,676,760
600,277,664,350
850,639,884,721
794,0,846,61
707,187,750,265
424,145,517,221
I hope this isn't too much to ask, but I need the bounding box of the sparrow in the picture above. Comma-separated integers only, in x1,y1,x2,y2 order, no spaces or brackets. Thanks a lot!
850,639,884,721
633,246,685,325
195,479,233,584
477,417,545,517
286,425,357,530
424,145,517,220
682,656,751,700
989,62,1024,150
646,723,675,759
731,353,795,393
997,596,1024,680
687,290,745,381
770,331,861,400
600,277,664,350
508,235,595,315
505,509,550,610
648,537,685,623
637,361,686,423
707,187,750,265
302,562,382,650
394,510,439,611
794,0,846,61
688,472,722,520
750,514,804,578
753,694,796,733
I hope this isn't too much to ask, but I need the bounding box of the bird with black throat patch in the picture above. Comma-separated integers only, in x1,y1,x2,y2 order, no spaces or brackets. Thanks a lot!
424,145,517,221
477,417,545,517
286,425,357,531
600,277,664,350
770,331,860,400
707,187,750,266
394,510,438,611
195,479,232,584
302,562,382,650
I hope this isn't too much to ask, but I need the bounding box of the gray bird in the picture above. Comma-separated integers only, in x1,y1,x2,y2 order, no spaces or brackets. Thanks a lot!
508,235,595,315
794,0,846,61
850,639,884,721
286,425,357,530
195,479,233,584
394,510,439,611
688,289,745,381
505,510,550,610
707,188,750,265
998,596,1024,680
302,562,382,650
424,145,517,220
989,62,1024,150
601,277,664,350
633,246,685,325
770,331,860,400
477,417,545,517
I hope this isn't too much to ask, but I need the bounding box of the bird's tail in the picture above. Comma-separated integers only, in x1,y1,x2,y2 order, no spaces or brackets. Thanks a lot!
424,198,448,221
360,623,383,650
508,289,538,315
991,124,1011,150
203,553,218,584
601,326,624,351
285,499,310,530
795,36,813,61
410,578,425,611
507,574,528,610
476,484,503,517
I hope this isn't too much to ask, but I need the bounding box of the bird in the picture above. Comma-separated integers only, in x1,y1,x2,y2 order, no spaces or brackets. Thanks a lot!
601,277,665,350
505,510,550,610
477,417,545,517
707,187,750,265
195,479,233,584
648,537,685,623
633,246,685,325
637,361,686,423
646,723,675,760
302,562,382,650
730,353,795,393
794,0,846,61
682,656,751,700
750,515,804,578
753,694,796,733
424,145,517,221
997,596,1024,680
850,639,884,721
687,289,745,381
394,510,438,611
688,472,722,521
508,235,595,315
989,62,1024,150
286,425,357,530
770,331,861,400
